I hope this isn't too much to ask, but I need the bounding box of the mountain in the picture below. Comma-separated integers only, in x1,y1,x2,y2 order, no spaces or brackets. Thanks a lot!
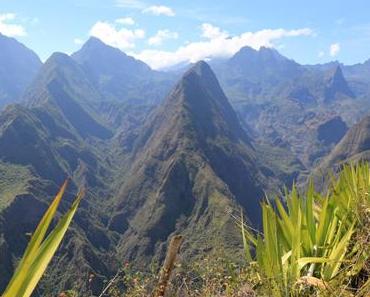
110,61,267,267
0,33,42,107
316,116,348,146
23,52,113,140
324,65,354,102
226,46,302,83
0,102,118,295
72,37,175,105
71,37,177,142
0,52,122,295
318,114,370,169
211,47,361,169
1,34,370,295
0,58,271,294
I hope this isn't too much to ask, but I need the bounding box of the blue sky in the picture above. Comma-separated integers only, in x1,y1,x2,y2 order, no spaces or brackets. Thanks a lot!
1,0,370,69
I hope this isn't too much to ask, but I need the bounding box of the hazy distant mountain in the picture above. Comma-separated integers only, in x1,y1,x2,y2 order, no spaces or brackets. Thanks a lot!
24,52,112,139
211,46,361,168
324,65,354,102
0,33,42,107
227,46,303,83
72,37,175,105
110,61,267,267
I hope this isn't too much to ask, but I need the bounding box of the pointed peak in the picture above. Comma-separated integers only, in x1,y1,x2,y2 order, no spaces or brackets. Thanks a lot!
259,46,285,58
74,36,128,58
184,60,213,77
47,51,71,61
325,64,345,80
324,64,354,101
236,46,258,55
31,52,83,88
333,64,343,72
82,36,120,52
43,52,76,69
85,36,105,46
180,60,221,94
231,45,292,64
71,35,153,74
259,46,277,52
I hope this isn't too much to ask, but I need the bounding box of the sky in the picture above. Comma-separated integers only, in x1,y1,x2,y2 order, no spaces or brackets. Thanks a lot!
1,0,370,69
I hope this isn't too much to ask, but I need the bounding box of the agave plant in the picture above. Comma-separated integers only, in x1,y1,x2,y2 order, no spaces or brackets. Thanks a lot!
243,163,370,296
1,180,83,297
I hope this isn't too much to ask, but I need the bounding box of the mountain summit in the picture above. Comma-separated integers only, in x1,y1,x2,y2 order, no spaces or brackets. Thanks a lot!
324,65,354,102
110,61,266,266
227,46,302,82
72,37,155,101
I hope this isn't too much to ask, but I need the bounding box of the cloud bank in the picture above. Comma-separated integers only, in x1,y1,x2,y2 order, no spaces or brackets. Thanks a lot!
132,24,313,69
148,29,178,46
90,20,145,49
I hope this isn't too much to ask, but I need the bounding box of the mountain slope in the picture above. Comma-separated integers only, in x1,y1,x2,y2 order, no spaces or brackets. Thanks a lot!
0,33,42,106
226,46,302,83
212,47,358,169
0,102,118,295
318,114,370,169
24,52,113,140
0,52,123,295
110,61,267,267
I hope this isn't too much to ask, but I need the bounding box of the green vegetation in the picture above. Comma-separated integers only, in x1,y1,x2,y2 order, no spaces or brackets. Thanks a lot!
2,180,83,297
243,163,370,296
98,163,369,297
0,162,33,210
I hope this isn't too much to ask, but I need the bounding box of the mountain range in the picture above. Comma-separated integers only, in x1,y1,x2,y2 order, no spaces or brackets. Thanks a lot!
1,34,370,295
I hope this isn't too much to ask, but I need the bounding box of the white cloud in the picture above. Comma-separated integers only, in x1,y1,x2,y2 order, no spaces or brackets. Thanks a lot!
115,0,145,9
132,25,314,69
143,5,175,16
330,43,340,57
0,13,26,37
115,17,135,26
74,38,84,45
318,51,325,58
148,29,178,46
201,23,228,39
115,1,175,17
89,21,145,49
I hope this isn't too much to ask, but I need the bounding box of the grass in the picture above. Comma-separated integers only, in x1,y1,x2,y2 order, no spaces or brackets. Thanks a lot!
0,162,34,211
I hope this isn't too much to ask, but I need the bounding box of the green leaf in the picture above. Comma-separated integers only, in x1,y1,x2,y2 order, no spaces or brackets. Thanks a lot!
2,182,83,297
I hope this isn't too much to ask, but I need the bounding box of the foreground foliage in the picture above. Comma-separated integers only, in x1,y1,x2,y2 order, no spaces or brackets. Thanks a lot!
1,180,83,297
243,163,370,296
89,163,369,297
